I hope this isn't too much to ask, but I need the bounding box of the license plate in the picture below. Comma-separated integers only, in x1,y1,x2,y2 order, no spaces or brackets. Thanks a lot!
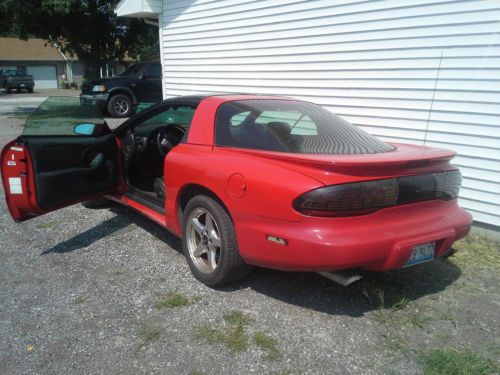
405,242,435,267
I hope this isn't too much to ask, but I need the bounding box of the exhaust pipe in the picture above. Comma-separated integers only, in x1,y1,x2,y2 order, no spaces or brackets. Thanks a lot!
317,270,363,287
442,247,458,259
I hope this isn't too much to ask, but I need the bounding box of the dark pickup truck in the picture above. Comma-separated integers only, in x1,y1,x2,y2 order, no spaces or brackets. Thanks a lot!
0,69,34,93
80,61,162,118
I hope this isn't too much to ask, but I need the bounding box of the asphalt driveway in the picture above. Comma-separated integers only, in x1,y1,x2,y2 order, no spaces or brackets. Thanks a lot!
0,93,499,375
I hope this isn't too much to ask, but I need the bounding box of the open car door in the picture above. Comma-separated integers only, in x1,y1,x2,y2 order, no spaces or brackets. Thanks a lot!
1,97,118,222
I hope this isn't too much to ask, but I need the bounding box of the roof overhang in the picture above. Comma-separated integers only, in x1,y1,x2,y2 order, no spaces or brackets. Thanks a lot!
115,0,161,18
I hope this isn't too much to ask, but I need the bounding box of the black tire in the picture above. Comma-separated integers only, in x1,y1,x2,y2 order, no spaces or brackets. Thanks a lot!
81,197,111,209
107,94,133,118
16,88,21,93
182,195,253,286
5,87,11,94
28,87,33,93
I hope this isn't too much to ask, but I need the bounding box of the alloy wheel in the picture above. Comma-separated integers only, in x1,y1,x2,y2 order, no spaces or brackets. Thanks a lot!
114,99,129,115
186,208,222,274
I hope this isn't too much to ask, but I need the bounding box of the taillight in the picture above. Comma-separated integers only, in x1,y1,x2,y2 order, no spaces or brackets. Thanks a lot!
293,170,461,217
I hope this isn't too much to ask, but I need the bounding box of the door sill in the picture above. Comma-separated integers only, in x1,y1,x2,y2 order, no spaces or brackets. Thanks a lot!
125,186,165,214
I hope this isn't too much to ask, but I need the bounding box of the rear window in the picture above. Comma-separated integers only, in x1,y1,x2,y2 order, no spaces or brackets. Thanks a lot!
215,100,394,155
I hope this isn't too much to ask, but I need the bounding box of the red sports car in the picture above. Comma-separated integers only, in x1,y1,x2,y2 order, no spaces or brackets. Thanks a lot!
1,95,472,286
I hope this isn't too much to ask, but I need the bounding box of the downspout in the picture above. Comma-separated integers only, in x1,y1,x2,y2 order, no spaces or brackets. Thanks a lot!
53,43,73,85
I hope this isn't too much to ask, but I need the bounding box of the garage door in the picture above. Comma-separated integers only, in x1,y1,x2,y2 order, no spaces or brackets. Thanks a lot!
26,66,57,89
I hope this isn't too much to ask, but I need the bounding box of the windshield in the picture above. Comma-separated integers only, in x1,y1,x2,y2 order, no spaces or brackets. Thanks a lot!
119,63,145,77
3,69,23,77
215,99,395,155
24,96,104,136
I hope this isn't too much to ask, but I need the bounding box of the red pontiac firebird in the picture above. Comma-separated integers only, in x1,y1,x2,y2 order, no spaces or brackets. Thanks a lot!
1,94,472,286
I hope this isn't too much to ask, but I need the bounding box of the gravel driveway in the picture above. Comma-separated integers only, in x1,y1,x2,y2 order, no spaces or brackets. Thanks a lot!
0,94,499,375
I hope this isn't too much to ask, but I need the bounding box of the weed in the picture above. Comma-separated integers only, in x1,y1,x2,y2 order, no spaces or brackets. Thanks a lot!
408,311,431,328
154,292,190,308
224,310,251,326
35,221,56,230
487,342,500,356
373,308,430,329
381,335,411,355
391,296,411,310
195,310,251,353
74,296,88,305
138,325,161,344
418,348,498,375
452,235,500,272
253,331,281,361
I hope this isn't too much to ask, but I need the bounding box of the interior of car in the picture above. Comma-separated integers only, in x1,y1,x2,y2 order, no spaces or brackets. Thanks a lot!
120,104,196,209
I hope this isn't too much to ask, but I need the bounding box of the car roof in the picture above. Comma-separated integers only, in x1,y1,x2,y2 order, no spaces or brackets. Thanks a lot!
162,93,295,106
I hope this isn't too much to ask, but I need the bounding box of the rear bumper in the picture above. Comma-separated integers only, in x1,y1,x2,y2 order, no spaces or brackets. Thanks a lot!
4,81,33,89
80,93,108,112
233,199,472,271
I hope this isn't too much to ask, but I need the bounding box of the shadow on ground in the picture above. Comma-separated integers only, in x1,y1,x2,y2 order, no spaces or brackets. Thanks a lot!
41,203,461,317
3,106,36,118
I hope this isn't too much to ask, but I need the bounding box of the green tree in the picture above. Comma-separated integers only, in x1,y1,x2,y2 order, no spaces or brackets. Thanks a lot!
1,0,159,79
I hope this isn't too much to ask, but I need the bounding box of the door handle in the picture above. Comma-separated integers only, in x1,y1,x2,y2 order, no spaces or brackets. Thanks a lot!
88,153,104,170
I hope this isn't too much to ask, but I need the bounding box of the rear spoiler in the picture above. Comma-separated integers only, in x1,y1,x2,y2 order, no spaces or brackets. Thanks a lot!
331,143,456,172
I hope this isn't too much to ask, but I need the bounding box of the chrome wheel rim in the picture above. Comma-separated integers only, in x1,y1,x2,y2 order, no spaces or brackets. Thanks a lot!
114,99,129,114
186,208,222,274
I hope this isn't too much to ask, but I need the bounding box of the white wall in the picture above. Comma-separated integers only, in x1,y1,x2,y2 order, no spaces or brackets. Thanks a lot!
160,0,500,227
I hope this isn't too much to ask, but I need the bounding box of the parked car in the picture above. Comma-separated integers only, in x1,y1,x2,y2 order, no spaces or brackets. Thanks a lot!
1,95,472,286
80,61,162,118
0,69,34,93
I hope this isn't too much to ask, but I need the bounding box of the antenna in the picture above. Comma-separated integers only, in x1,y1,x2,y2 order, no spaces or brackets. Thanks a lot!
424,52,443,145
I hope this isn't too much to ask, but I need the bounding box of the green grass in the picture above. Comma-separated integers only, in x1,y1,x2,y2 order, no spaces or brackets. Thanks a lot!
154,292,191,308
418,348,498,375
138,325,161,344
195,310,251,353
253,331,281,361
452,235,500,272
224,310,251,326
35,221,56,230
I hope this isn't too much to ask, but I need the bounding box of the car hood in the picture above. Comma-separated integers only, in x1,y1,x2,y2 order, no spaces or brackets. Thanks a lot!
81,77,134,92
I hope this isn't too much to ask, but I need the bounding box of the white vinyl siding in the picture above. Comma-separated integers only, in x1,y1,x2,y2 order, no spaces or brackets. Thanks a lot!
160,0,500,227
116,0,161,17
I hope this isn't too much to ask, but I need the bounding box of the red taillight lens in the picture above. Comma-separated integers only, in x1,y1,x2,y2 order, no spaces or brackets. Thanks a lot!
293,170,461,217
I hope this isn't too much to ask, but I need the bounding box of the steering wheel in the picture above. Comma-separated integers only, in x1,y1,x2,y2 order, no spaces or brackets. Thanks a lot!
156,125,186,156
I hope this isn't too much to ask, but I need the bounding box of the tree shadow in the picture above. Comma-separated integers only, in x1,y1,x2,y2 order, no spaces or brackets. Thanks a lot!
41,203,461,317
3,106,36,118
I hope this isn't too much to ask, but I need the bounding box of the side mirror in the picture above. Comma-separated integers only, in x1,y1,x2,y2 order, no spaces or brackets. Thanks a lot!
74,123,96,135
141,72,149,80
74,123,111,137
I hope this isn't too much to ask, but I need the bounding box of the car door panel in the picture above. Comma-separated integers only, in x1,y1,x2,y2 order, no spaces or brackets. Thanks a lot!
1,134,118,221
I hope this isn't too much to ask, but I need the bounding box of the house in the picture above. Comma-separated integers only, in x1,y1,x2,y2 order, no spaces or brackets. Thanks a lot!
0,37,84,88
116,0,500,229
0,37,129,88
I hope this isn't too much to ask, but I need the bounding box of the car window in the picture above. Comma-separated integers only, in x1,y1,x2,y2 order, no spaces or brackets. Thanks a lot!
4,69,22,77
290,115,318,135
216,99,395,155
145,64,162,79
119,63,145,77
23,96,104,136
140,105,196,127
230,111,250,126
